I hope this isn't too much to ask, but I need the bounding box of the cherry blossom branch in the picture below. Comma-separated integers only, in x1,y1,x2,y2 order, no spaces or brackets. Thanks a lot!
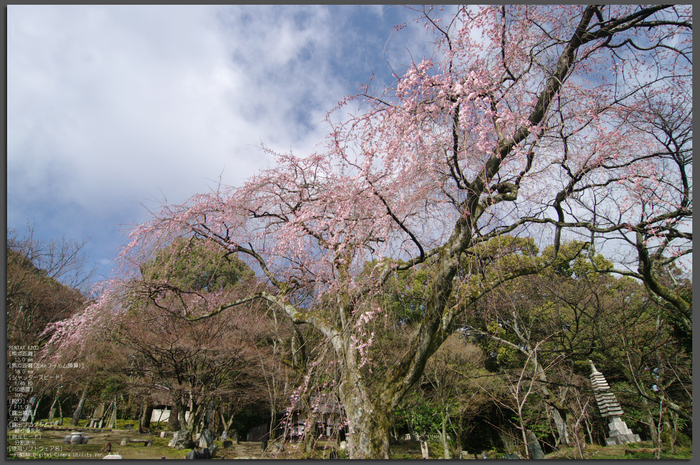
180,290,343,354
367,179,425,262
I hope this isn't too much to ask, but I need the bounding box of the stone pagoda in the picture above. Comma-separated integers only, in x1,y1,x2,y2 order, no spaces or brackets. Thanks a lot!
589,360,641,446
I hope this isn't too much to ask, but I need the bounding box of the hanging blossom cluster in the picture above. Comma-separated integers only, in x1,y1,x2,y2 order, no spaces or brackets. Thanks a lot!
349,307,381,370
39,279,127,362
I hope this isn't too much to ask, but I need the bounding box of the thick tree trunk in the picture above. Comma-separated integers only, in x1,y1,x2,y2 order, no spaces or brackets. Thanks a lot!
168,401,180,431
189,401,207,434
339,387,392,459
525,350,570,447
205,401,215,430
178,406,188,432
304,419,318,454
171,390,189,431
186,392,195,431
139,399,153,433
219,404,236,438
208,402,220,434
668,411,679,453
641,396,660,447
453,411,465,458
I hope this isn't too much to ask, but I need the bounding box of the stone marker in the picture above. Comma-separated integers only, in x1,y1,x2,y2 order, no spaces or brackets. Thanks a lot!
169,430,194,449
121,438,151,447
420,440,430,459
223,440,233,449
590,361,641,446
199,429,214,449
185,447,212,460
526,431,545,460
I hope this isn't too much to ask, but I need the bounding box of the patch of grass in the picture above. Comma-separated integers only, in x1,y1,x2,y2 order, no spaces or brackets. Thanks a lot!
111,437,187,460
35,417,168,433
546,441,692,460
9,428,693,460
388,441,423,459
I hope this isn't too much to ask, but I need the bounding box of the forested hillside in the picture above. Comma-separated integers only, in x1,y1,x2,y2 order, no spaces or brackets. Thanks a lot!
7,231,88,348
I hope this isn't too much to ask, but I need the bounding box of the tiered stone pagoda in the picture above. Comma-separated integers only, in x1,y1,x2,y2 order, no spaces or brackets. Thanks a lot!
589,360,641,446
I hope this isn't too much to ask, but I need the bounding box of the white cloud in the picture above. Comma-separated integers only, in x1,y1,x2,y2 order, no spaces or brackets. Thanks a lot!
8,6,344,213
7,4,428,282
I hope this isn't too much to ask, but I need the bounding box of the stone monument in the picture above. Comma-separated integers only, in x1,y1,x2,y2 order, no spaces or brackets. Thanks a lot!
199,429,214,449
589,361,641,446
169,430,194,449
526,430,545,459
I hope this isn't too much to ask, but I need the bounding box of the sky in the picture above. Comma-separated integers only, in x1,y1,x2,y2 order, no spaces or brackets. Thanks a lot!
8,5,440,288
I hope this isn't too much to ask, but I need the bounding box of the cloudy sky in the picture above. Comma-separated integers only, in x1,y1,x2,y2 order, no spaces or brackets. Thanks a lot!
8,5,440,287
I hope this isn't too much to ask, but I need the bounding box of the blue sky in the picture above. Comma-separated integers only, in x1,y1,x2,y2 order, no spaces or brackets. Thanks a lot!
8,5,439,288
